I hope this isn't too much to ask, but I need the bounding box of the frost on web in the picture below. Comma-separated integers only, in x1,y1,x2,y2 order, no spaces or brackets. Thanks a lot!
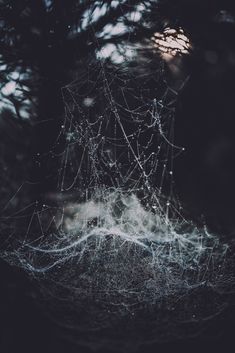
1,18,235,349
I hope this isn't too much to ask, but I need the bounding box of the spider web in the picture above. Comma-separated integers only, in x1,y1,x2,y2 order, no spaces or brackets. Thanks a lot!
58,59,179,205
1,9,235,350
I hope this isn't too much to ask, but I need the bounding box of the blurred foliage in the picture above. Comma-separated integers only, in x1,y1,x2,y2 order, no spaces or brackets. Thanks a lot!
0,0,234,121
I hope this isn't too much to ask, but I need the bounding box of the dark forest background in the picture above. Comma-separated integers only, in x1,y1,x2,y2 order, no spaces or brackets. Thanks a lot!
0,1,235,352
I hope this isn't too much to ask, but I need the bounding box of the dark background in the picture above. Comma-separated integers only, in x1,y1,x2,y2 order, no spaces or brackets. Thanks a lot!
0,1,235,352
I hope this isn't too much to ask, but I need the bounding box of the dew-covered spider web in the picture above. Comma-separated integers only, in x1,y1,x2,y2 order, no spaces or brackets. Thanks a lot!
1,15,235,351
